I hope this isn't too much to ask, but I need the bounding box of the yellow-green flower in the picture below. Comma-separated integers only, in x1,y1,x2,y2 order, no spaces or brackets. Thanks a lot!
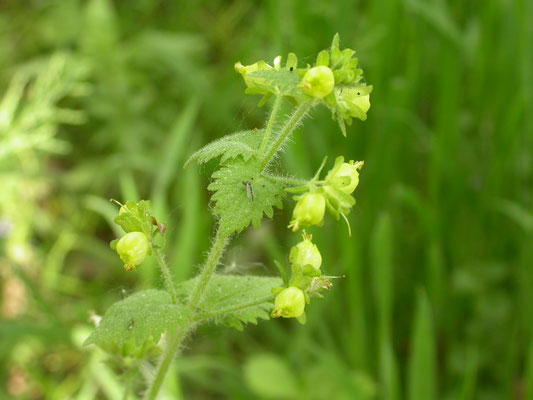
273,287,306,318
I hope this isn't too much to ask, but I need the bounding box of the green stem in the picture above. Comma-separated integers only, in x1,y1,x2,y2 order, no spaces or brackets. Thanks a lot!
187,228,229,310
259,95,283,154
260,100,314,171
143,94,310,400
261,174,309,187
144,228,229,400
194,295,275,322
144,325,190,400
151,243,177,304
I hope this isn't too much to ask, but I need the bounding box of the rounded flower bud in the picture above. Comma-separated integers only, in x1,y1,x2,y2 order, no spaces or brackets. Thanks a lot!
326,160,362,194
289,233,322,270
337,87,371,121
352,94,370,114
288,192,326,232
273,287,306,318
300,66,335,98
116,232,150,271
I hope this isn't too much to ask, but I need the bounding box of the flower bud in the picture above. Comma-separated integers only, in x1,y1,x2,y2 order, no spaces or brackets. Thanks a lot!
289,233,322,270
299,66,335,98
116,232,150,271
326,159,363,194
273,287,306,318
234,61,272,95
288,192,326,232
336,87,371,121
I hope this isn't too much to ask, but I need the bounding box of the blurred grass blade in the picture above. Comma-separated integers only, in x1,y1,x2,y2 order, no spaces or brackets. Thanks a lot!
492,198,533,233
173,151,204,281
243,353,299,399
152,99,200,217
460,346,478,400
83,195,123,237
526,336,533,400
372,213,401,400
119,170,140,203
403,0,464,49
408,289,437,400
43,230,77,290
372,213,394,334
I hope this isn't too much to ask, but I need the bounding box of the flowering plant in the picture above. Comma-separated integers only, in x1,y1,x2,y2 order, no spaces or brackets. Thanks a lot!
85,34,372,399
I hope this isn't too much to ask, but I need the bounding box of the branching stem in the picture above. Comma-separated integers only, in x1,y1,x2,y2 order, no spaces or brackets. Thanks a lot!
144,96,317,400
260,100,314,171
144,325,190,400
187,228,229,310
151,243,177,304
259,95,283,154
261,174,309,186
145,228,229,399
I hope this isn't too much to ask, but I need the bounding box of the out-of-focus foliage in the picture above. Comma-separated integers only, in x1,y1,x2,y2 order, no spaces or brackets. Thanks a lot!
0,0,531,399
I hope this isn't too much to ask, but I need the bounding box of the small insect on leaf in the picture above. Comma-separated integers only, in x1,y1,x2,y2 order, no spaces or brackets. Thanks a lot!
243,181,254,202
128,318,135,331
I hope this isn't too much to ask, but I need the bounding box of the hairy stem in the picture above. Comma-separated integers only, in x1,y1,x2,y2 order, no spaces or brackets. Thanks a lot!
144,325,190,400
145,228,229,400
259,95,283,154
151,243,177,304
260,100,314,171
187,228,229,310
261,174,309,186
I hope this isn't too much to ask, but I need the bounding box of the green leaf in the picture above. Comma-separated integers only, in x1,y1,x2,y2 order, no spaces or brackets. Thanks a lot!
249,69,301,96
84,290,185,351
178,275,283,330
114,200,153,234
208,158,286,236
185,130,263,167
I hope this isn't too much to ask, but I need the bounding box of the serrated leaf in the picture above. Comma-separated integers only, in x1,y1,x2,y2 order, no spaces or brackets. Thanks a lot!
178,275,283,330
207,158,286,236
185,130,263,166
84,290,185,349
249,69,301,96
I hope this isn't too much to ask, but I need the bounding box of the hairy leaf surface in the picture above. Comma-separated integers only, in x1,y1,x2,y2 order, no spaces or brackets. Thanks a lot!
208,158,286,236
84,290,184,349
178,275,283,330
185,130,263,166
249,69,301,96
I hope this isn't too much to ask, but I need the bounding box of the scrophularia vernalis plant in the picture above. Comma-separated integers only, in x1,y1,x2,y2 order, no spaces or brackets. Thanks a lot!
84,34,372,399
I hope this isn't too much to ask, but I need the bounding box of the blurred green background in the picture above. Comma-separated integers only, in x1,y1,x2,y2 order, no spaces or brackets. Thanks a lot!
1,0,531,399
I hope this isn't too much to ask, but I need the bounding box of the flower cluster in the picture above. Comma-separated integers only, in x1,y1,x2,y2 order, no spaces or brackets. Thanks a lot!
289,156,363,233
272,232,333,323
235,33,373,135
272,156,363,322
